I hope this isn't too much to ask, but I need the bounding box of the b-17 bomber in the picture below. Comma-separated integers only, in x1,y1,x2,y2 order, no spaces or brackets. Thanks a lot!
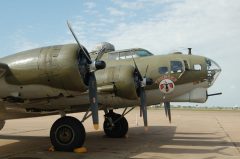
0,22,221,152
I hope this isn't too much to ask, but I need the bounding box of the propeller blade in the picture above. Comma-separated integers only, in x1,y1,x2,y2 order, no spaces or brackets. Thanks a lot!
67,21,91,63
144,65,149,77
95,47,106,61
131,56,150,131
164,102,171,123
132,56,143,81
88,73,99,130
168,107,171,123
140,87,148,131
140,108,142,117
164,103,168,117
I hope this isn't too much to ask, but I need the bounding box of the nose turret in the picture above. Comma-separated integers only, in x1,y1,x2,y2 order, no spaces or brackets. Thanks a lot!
206,58,221,86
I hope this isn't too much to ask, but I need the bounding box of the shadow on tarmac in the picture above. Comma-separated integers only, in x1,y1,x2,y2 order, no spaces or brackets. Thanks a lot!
0,126,238,159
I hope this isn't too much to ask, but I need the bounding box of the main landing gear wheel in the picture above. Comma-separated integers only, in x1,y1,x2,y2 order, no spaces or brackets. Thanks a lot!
0,120,5,131
103,112,128,138
50,116,85,152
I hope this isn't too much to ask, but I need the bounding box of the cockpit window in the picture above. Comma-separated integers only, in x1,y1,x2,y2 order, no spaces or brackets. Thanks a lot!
108,52,119,60
159,67,168,74
108,49,153,60
193,64,202,71
135,50,152,57
171,61,183,73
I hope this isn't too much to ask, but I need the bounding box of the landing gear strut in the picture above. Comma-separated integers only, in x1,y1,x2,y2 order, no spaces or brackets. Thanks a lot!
50,116,85,152
103,110,129,138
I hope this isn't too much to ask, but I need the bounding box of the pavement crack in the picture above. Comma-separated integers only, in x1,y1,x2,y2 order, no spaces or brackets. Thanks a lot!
215,116,240,154
6,128,48,135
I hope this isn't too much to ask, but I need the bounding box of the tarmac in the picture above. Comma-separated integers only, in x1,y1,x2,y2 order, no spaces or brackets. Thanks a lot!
0,108,239,159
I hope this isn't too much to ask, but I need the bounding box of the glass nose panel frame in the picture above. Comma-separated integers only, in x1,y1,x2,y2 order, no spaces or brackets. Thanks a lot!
206,58,221,86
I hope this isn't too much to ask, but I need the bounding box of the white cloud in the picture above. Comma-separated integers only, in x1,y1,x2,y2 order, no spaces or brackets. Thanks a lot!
112,0,145,9
107,7,126,16
230,85,236,89
83,1,99,15
10,31,40,53
84,2,96,9
107,0,240,53
14,39,39,52
112,0,183,10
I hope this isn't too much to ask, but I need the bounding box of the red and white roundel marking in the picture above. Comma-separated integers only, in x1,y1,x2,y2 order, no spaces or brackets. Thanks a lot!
159,79,175,94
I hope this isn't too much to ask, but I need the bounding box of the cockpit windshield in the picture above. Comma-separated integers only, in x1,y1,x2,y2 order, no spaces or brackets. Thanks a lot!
108,48,153,60
206,58,221,86
135,50,153,57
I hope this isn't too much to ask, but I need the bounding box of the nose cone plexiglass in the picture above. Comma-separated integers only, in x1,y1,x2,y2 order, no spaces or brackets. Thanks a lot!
206,58,221,86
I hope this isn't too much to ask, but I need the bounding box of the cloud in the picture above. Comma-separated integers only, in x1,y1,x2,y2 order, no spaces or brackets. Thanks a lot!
84,2,96,9
111,0,145,9
107,0,240,53
107,7,126,16
10,30,40,53
230,85,236,89
14,38,39,52
112,0,183,10
83,1,99,15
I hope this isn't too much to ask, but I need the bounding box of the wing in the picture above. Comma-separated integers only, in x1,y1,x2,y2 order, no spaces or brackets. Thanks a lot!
0,63,9,78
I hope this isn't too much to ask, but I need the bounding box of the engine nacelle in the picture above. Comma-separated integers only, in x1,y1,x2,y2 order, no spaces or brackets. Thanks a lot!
3,44,88,92
114,65,138,99
97,65,138,100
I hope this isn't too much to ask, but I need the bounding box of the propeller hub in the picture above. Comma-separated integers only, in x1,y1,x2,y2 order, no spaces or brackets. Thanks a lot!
141,77,153,87
95,61,106,70
90,61,106,72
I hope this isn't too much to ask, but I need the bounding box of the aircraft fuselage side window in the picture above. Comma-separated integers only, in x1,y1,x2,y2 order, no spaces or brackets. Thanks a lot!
159,67,169,74
193,64,202,71
171,61,183,73
120,51,134,59
108,53,119,60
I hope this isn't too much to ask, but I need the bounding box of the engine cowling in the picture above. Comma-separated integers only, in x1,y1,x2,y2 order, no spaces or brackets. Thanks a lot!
3,44,88,92
98,65,138,100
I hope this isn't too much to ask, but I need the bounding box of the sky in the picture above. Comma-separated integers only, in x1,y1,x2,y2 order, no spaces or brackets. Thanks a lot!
0,0,239,107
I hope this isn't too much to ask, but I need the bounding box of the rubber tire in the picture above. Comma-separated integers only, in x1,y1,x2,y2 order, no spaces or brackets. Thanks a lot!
50,116,85,152
0,120,5,131
103,114,128,138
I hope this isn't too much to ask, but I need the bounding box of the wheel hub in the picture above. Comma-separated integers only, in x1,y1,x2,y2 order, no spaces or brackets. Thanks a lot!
56,125,74,145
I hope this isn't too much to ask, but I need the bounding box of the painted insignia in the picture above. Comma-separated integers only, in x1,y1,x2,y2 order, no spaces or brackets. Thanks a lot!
159,79,175,94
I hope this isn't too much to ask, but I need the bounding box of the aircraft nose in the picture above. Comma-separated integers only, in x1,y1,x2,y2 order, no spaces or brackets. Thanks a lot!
206,58,221,86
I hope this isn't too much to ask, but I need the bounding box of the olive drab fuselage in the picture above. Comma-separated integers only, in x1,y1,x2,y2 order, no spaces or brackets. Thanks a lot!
0,43,221,120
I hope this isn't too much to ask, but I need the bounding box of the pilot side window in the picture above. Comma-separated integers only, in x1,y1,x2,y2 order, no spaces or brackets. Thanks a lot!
193,64,202,71
108,53,120,60
159,67,168,74
171,61,183,73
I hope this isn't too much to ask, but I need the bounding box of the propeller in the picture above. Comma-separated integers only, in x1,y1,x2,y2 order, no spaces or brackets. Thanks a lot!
132,57,153,131
164,102,171,123
67,21,106,130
